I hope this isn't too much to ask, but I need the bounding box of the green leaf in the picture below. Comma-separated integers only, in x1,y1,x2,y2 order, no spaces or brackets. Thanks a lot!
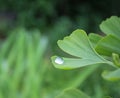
51,56,107,69
57,29,102,59
95,35,120,56
112,53,120,67
100,16,120,37
55,88,90,98
51,29,113,69
104,96,113,98
102,69,120,81
88,33,102,47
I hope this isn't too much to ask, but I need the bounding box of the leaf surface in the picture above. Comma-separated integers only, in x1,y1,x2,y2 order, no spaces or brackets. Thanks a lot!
100,16,120,37
96,35,120,56
88,33,102,47
51,29,111,69
52,56,107,69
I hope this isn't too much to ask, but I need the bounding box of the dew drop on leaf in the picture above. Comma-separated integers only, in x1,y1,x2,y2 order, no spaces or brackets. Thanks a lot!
55,57,64,64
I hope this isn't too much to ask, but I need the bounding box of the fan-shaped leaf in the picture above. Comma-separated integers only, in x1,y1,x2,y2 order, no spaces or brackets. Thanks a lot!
57,29,103,60
100,16,120,37
51,29,113,69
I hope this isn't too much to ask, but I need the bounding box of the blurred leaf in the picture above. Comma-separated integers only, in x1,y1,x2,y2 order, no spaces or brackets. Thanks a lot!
65,65,99,88
51,29,113,69
0,28,49,98
104,96,113,98
102,69,120,81
95,35,120,56
0,32,15,60
100,16,120,37
112,53,120,67
56,88,90,98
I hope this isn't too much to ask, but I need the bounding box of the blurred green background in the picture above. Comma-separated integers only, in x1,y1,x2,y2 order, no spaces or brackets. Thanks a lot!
0,0,120,98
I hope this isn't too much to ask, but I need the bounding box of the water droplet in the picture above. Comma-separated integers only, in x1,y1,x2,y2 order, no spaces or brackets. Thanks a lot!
55,57,64,64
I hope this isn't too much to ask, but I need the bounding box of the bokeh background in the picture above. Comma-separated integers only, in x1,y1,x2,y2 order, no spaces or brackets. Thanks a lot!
0,0,120,98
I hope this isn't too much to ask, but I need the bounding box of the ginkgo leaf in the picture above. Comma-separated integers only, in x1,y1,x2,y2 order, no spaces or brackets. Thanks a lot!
100,16,120,37
51,56,109,69
88,33,102,47
95,35,120,56
51,29,114,69
102,69,120,81
57,29,104,60
55,88,90,98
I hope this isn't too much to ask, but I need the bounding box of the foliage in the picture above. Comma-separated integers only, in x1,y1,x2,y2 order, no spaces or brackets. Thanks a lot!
0,28,49,97
0,28,104,98
1,0,120,36
56,88,90,98
0,16,120,98
51,16,120,97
